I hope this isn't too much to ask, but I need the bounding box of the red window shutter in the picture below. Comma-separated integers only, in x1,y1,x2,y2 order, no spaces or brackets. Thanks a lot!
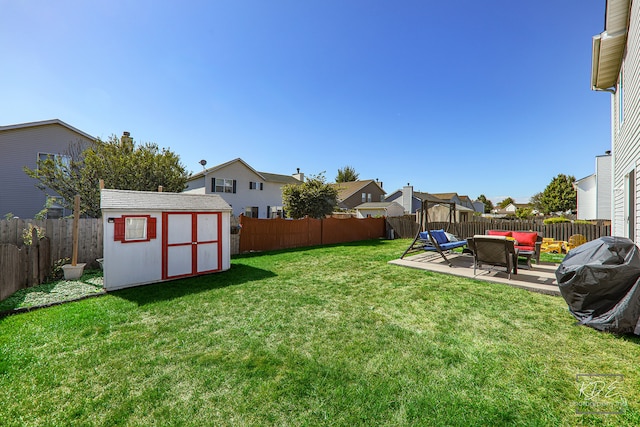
114,217,125,242
147,217,157,239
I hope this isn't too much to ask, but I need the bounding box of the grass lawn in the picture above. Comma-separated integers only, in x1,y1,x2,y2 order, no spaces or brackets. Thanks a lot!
1,239,639,426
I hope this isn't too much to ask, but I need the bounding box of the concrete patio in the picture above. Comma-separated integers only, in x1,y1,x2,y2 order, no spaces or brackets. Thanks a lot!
389,251,561,296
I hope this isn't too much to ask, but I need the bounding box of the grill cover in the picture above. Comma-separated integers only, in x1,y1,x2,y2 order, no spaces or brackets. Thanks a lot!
555,236,640,335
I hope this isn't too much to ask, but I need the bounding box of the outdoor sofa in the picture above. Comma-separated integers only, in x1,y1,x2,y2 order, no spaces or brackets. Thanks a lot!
486,230,542,265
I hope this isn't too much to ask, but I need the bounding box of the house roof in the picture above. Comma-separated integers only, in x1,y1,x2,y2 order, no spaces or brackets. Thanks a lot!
188,158,300,184
0,119,96,141
101,189,232,211
414,191,450,204
430,192,458,201
591,0,631,90
331,180,385,201
355,201,401,209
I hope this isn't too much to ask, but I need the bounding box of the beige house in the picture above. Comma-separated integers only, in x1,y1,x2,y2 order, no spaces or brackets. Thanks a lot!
331,180,386,210
0,119,96,218
591,0,637,238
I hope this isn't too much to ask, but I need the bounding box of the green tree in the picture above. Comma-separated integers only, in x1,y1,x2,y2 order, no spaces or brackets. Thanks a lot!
24,135,189,217
538,174,576,215
477,194,494,213
498,197,514,209
515,207,533,219
335,166,359,183
529,192,543,213
282,173,338,219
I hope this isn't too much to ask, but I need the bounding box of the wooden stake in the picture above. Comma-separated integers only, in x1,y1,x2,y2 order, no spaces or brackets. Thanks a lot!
158,185,163,192
99,179,105,190
72,195,80,266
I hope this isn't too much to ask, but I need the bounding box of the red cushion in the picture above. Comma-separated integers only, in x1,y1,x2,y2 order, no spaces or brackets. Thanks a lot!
512,231,537,247
515,245,535,252
488,230,512,237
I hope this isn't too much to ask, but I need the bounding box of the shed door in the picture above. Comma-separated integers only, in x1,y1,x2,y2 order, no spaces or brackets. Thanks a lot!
162,212,222,280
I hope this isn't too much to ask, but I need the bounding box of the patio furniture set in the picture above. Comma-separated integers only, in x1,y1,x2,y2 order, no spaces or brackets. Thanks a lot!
407,229,587,280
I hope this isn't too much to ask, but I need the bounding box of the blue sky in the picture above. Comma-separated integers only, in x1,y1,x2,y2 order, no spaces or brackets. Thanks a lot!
1,0,609,203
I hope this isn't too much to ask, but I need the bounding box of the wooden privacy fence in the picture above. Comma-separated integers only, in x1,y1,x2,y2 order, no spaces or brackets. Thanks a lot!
385,216,611,242
0,233,51,301
239,216,386,253
0,218,103,268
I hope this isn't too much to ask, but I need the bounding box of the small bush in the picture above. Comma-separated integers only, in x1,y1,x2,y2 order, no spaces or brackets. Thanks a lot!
543,216,570,224
22,224,46,245
45,257,71,283
573,219,593,225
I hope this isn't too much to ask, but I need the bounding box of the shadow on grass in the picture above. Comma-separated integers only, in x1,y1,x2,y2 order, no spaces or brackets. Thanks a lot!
113,263,276,306
232,238,390,259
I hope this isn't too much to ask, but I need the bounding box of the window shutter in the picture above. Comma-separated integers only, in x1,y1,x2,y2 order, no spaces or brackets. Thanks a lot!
147,217,157,239
114,217,125,242
211,177,215,192
260,182,263,191
233,180,237,193
249,181,252,189
267,206,271,218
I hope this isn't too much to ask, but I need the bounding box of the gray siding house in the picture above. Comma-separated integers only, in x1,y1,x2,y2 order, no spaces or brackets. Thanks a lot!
184,158,304,218
591,0,638,238
0,119,96,218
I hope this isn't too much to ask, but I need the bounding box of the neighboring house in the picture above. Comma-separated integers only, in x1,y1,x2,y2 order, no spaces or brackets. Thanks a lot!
492,203,518,216
0,119,96,219
331,180,386,210
354,201,404,218
574,152,612,220
385,185,474,221
591,0,637,238
472,199,486,214
184,158,304,218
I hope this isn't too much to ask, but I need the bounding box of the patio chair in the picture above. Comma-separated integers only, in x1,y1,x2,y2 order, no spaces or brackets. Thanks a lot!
413,229,467,267
567,234,587,252
468,235,518,279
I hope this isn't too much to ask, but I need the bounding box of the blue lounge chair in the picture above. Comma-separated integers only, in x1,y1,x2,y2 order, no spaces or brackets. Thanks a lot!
401,229,467,266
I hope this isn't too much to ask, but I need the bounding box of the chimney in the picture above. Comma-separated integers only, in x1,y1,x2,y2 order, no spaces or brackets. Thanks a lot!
402,184,413,214
293,167,305,182
121,131,133,149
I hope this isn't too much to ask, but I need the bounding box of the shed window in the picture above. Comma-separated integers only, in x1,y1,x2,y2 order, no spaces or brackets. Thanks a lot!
126,217,147,240
114,215,157,243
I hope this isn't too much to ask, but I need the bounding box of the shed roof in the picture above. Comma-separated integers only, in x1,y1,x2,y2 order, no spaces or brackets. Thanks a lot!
356,201,400,209
101,189,232,212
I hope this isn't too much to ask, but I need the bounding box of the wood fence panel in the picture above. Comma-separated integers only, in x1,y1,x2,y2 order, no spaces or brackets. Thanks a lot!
0,244,25,300
386,216,419,239
322,217,385,245
417,219,611,243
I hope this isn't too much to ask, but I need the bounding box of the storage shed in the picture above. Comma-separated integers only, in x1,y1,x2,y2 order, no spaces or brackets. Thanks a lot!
101,189,232,291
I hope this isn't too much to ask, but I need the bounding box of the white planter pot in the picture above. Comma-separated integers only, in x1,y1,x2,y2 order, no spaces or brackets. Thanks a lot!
62,263,86,280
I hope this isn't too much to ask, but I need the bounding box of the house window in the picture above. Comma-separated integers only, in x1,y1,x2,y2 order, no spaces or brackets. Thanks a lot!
362,193,366,203
245,206,259,218
212,178,236,193
367,193,372,203
249,181,264,190
37,152,71,175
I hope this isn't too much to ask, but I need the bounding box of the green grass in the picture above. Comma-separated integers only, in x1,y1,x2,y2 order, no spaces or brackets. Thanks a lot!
1,239,638,426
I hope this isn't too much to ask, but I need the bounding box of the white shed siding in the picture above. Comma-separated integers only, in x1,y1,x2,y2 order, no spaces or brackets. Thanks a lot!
611,1,640,239
0,122,94,218
102,210,164,289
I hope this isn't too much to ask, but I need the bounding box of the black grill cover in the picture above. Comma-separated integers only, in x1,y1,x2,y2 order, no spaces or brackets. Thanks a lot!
555,236,640,335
